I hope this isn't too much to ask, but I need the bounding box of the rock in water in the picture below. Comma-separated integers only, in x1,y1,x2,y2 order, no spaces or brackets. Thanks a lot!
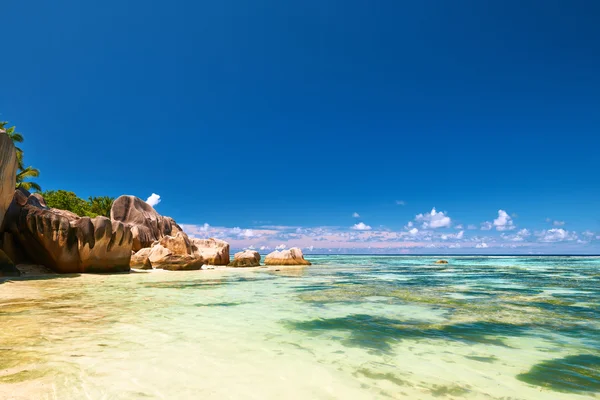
4,189,133,273
435,260,449,264
228,250,261,267
110,195,182,251
191,238,230,265
0,129,18,232
264,248,311,266
0,249,20,277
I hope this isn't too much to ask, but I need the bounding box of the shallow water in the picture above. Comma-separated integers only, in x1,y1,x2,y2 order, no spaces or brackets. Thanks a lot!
0,255,599,399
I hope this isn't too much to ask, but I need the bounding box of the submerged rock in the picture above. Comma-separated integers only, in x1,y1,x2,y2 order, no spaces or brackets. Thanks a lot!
265,248,311,266
0,249,20,277
0,130,17,232
435,260,449,264
4,189,133,273
228,250,261,267
110,195,182,251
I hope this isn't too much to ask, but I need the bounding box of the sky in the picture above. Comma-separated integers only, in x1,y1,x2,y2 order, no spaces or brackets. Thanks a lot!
2,0,599,254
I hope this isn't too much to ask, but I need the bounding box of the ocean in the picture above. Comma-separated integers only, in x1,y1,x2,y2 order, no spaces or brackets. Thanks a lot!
1,255,599,399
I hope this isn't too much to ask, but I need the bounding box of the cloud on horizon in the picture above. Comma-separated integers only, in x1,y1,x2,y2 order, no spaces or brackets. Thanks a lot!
178,210,598,254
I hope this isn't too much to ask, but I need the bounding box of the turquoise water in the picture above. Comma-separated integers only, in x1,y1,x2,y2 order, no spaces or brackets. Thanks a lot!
0,255,599,399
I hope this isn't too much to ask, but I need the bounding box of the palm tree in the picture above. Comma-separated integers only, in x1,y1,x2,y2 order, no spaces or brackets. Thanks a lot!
16,166,41,192
1,121,41,191
88,196,115,218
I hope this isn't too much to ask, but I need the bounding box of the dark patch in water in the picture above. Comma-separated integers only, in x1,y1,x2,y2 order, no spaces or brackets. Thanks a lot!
293,284,333,292
517,354,600,393
194,302,241,307
355,368,408,387
429,384,471,397
141,275,276,290
465,355,497,363
284,314,530,353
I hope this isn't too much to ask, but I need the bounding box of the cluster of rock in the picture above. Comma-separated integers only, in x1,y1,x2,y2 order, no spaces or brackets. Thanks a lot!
0,130,312,276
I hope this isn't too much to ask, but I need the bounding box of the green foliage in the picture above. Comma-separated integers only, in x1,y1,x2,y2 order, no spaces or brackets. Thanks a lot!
42,191,114,218
1,120,41,191
42,190,95,217
87,196,114,218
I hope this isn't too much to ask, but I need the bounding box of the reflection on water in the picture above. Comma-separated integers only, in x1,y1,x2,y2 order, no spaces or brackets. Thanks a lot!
0,256,599,399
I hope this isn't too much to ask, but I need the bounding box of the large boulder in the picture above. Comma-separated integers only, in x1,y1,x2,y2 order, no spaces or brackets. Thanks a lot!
130,247,152,269
110,195,182,251
228,250,261,267
146,243,203,271
264,247,311,266
191,238,230,265
0,130,18,232
159,231,192,255
4,189,133,273
0,249,20,277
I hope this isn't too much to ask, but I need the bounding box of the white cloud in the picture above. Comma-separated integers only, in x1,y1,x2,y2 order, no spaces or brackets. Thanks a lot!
259,246,268,251
493,210,515,231
146,193,161,207
456,230,464,239
306,245,314,251
467,224,478,230
396,200,405,206
409,228,419,235
247,245,256,250
275,244,287,250
476,242,488,248
352,212,360,218
481,221,493,230
415,207,451,229
242,229,254,238
352,222,372,231
407,221,413,228
553,220,565,226
502,228,530,242
537,228,577,243
199,223,210,232
455,224,463,230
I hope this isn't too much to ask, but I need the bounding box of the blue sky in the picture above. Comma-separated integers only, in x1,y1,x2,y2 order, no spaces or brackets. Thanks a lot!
2,1,599,253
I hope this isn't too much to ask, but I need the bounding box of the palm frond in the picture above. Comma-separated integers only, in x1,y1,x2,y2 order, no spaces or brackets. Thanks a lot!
17,166,40,181
18,181,42,192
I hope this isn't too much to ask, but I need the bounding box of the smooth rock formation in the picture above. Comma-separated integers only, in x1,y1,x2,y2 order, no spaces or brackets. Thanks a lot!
0,129,18,232
142,242,203,271
130,247,153,269
152,254,204,271
0,249,20,277
435,260,449,264
228,250,261,267
191,238,230,265
264,247,311,266
110,195,182,251
148,244,172,263
159,232,192,256
4,189,133,273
